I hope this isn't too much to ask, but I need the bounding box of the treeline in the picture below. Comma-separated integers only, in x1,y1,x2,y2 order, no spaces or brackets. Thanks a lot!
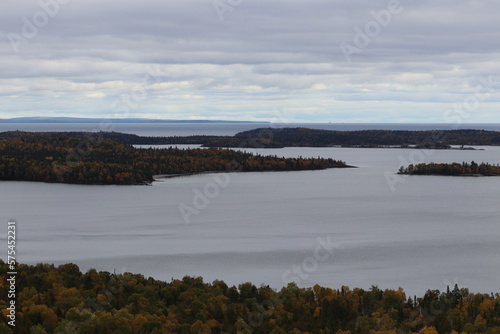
3,128,500,149
1,261,499,333
398,161,500,176
0,131,217,146
0,133,349,185
110,127,500,148
204,128,500,148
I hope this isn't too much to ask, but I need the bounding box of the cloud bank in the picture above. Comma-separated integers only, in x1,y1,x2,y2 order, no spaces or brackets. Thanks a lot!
1,0,499,122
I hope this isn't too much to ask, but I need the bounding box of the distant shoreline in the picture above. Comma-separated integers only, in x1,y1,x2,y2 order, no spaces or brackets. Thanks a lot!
0,117,267,124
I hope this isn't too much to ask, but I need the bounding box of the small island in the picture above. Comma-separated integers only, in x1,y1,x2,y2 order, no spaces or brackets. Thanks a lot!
0,132,351,185
398,161,500,176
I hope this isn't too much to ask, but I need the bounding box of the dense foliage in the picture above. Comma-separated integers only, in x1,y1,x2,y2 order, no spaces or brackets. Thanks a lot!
1,261,499,333
0,131,217,146
4,128,500,149
398,161,500,176
0,132,349,185
197,128,500,148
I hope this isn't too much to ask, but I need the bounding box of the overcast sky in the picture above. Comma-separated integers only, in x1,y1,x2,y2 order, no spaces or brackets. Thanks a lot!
1,0,499,122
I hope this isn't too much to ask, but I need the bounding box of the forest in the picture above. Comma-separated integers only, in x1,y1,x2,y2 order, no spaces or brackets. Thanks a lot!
398,161,500,176
0,131,218,146
202,128,500,148
0,261,499,333
0,132,349,185
3,128,500,149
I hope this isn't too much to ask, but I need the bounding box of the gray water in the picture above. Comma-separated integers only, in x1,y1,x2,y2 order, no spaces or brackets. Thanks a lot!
1,136,499,296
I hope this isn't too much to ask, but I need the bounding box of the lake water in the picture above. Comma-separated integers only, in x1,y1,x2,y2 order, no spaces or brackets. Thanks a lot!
1,123,499,297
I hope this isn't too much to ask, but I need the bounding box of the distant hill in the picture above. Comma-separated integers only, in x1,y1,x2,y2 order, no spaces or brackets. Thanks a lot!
0,117,267,124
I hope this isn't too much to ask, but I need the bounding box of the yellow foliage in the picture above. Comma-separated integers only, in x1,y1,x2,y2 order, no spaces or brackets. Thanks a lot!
395,288,406,301
313,307,321,318
132,314,148,331
418,326,439,334
96,294,107,303
325,289,337,301
24,304,58,331
478,299,495,318
190,320,211,334
54,287,83,311
127,278,138,288
205,319,220,329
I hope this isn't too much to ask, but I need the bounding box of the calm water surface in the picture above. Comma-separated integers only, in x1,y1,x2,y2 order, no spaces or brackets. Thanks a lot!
0,124,499,296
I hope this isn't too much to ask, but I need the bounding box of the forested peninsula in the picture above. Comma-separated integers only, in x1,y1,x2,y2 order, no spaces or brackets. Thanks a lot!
194,128,500,148
26,127,497,149
1,261,499,333
0,132,349,185
398,161,500,176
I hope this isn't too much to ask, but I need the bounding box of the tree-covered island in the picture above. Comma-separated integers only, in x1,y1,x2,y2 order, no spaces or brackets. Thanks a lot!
398,162,500,176
0,132,350,185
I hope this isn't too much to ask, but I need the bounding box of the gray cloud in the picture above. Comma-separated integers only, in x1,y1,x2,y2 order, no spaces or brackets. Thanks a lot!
1,0,499,121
